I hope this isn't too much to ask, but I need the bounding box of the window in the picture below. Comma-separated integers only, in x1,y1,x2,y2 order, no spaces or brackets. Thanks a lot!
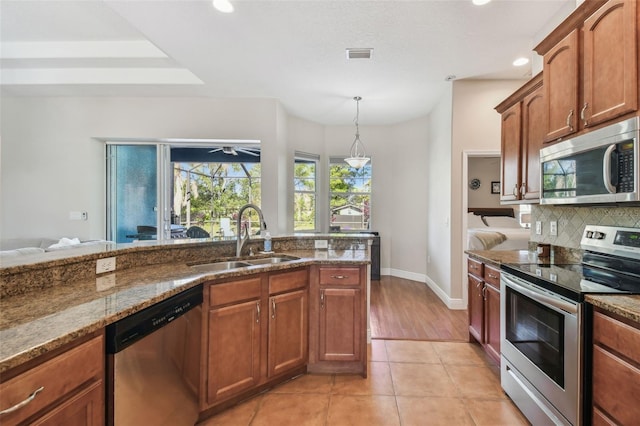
329,157,371,231
173,162,261,238
294,153,318,231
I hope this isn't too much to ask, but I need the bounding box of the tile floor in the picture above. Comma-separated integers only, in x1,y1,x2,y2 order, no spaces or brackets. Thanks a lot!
201,340,529,425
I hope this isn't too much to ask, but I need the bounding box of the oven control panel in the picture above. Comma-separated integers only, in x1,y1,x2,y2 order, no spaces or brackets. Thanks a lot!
582,225,640,260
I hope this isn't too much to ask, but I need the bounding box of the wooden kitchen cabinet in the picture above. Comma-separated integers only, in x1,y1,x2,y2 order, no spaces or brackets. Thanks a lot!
495,73,544,203
0,333,104,426
467,257,501,365
202,268,309,413
308,265,367,376
535,0,638,143
483,265,501,364
467,258,484,343
205,277,263,405
267,269,308,378
591,308,640,426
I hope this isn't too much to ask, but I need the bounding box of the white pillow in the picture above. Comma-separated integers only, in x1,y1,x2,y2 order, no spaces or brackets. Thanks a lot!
467,213,488,228
483,216,522,228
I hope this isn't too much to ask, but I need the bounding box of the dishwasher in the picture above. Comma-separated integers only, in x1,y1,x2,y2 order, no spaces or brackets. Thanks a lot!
106,285,203,426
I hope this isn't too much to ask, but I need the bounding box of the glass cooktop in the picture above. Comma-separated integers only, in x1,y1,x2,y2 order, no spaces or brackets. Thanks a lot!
501,262,634,302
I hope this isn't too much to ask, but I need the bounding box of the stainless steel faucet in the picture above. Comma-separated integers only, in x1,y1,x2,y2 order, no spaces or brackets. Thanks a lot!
236,203,266,257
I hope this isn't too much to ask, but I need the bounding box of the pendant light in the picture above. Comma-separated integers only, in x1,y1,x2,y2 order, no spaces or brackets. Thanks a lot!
345,96,370,169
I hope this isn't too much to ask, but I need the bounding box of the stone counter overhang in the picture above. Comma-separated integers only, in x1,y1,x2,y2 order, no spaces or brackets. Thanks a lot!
0,235,371,374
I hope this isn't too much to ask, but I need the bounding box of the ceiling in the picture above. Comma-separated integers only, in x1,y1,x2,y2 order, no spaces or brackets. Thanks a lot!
0,0,573,125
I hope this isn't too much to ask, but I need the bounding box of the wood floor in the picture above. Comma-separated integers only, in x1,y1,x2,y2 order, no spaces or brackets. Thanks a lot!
370,276,469,341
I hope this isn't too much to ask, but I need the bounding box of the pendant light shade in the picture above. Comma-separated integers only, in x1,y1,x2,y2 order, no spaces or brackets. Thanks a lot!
345,96,370,169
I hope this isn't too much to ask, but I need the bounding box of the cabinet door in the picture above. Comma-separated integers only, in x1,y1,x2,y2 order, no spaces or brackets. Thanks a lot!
468,274,484,344
30,381,104,426
500,102,522,202
318,287,361,362
544,29,579,142
483,283,501,365
521,85,544,200
207,299,261,404
582,0,638,128
268,289,308,377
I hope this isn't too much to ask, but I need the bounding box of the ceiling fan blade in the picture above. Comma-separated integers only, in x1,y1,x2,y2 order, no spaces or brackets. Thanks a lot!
208,148,223,153
237,148,260,157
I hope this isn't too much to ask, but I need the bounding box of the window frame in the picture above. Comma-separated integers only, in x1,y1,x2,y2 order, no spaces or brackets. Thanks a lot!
328,156,372,232
293,152,319,232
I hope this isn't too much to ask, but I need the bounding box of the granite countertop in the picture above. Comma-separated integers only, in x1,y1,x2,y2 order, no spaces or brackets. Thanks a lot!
585,294,640,324
466,249,640,326
465,249,535,266
0,249,368,374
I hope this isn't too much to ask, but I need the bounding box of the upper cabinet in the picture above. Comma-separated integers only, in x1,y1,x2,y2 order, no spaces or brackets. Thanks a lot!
535,0,639,143
495,73,544,203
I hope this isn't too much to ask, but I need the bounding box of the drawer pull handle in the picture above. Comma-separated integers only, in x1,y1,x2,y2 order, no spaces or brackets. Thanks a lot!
0,386,44,415
256,302,260,323
320,290,325,309
331,275,348,279
488,273,498,279
271,299,276,319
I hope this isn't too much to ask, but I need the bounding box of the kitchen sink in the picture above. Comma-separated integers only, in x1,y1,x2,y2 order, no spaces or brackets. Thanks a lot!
190,260,251,273
243,255,300,265
190,255,300,273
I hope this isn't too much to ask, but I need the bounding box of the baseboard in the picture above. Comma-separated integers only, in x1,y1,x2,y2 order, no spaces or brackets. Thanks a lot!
384,268,466,310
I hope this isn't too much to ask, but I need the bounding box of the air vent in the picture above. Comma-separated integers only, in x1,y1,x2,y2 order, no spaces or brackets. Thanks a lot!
346,48,373,60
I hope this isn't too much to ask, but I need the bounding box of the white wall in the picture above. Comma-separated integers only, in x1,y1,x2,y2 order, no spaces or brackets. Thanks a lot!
468,157,501,208
450,79,526,302
1,97,281,239
425,84,453,305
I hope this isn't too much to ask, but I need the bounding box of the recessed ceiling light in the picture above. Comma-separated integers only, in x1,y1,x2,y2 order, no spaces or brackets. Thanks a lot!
513,57,530,67
472,0,492,5
213,0,234,13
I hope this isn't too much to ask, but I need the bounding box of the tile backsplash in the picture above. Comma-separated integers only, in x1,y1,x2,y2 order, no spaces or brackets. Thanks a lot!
531,205,640,249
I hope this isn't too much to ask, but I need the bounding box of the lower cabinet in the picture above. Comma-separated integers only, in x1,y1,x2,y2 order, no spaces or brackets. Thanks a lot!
308,265,367,376
467,257,501,365
0,333,104,426
591,308,640,425
202,268,309,413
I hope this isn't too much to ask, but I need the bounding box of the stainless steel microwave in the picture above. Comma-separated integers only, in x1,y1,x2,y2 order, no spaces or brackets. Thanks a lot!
540,116,639,205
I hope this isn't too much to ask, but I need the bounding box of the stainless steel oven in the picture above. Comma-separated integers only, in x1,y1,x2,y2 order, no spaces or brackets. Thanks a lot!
501,225,640,426
501,272,580,426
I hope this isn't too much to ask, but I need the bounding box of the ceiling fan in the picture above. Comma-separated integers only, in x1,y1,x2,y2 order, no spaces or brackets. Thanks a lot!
208,146,260,156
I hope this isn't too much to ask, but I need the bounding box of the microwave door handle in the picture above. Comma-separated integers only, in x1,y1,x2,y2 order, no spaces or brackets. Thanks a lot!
602,144,617,194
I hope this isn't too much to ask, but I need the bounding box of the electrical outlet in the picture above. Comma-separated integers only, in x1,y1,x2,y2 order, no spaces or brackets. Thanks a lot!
96,257,116,274
314,240,328,249
550,221,558,236
535,221,542,235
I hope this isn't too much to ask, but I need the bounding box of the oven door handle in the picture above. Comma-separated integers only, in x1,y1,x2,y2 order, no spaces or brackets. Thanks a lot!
502,274,578,315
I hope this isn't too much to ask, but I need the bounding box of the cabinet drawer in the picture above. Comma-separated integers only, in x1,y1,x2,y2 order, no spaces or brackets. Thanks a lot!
483,265,500,288
209,277,262,307
269,269,308,295
592,345,640,425
593,311,640,366
0,335,103,425
319,267,360,286
467,258,484,278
